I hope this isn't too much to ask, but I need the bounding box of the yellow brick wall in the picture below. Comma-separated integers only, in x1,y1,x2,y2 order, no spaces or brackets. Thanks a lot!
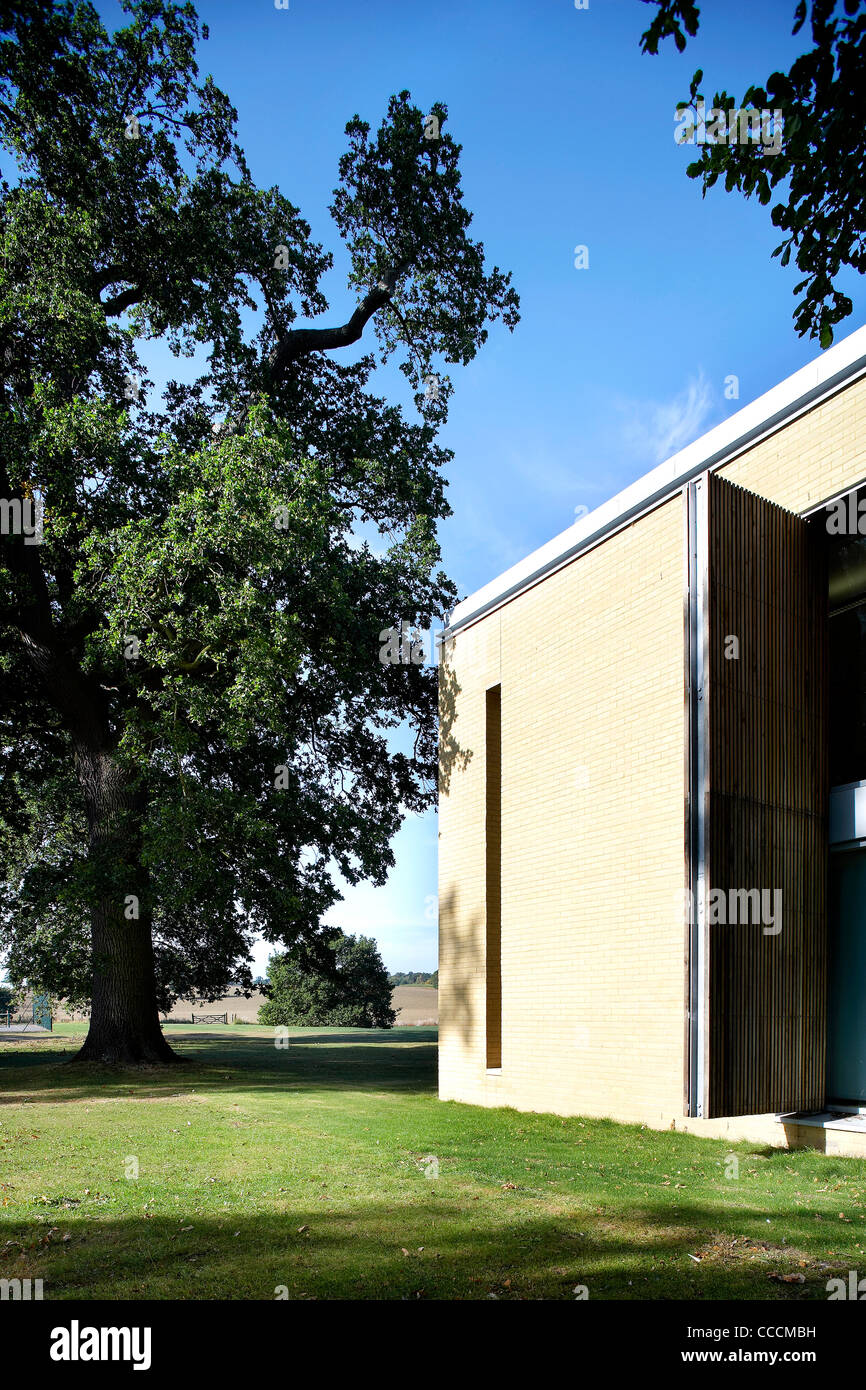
717,371,866,507
439,498,687,1123
439,369,866,1147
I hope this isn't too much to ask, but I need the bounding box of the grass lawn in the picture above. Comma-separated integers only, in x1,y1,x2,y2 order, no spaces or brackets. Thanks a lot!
1,1024,865,1301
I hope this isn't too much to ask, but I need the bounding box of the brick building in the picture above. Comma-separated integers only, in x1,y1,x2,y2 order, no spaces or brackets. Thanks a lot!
438,323,866,1156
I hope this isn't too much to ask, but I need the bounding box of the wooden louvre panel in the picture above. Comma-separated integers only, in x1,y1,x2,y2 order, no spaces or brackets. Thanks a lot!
688,472,828,1118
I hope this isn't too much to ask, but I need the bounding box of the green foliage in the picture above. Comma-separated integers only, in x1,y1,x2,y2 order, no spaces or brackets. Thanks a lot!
639,0,700,54
641,0,865,344
259,930,397,1028
331,93,519,420
388,969,437,987
0,2,517,1012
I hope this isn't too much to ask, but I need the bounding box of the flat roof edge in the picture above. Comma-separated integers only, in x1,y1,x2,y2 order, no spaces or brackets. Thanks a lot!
447,325,866,636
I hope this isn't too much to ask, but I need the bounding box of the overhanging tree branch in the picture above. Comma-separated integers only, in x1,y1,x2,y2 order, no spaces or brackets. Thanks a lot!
102,286,142,316
267,257,412,380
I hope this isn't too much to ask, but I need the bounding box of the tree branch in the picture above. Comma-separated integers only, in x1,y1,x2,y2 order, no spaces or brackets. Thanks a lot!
267,257,411,380
101,286,142,317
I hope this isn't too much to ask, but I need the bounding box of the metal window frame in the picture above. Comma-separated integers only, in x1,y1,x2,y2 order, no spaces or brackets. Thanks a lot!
685,475,710,1119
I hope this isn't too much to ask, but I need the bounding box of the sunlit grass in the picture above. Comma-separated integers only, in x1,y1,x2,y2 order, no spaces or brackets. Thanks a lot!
1,1027,864,1300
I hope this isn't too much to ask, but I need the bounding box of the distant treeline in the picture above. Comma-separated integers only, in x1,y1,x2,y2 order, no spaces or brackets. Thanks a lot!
389,971,438,988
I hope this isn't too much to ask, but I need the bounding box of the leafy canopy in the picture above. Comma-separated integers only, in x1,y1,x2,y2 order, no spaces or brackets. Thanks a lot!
641,0,865,346
0,1,518,1004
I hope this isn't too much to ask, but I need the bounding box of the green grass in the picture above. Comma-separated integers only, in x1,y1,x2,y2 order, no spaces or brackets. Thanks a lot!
1,1025,865,1300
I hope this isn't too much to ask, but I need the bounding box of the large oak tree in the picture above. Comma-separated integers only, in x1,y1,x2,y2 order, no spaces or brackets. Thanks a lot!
0,0,518,1061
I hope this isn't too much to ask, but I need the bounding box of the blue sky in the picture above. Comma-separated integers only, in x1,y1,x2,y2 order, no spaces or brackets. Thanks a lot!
99,0,862,975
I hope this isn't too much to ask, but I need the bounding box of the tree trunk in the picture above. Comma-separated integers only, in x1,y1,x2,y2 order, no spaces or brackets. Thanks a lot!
13,600,176,1063
72,747,177,1065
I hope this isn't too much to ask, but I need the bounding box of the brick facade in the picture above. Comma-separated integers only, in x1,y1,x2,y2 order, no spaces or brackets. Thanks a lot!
438,362,866,1150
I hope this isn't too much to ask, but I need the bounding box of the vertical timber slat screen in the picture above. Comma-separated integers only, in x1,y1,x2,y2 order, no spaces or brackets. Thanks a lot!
690,472,828,1118
485,684,502,1070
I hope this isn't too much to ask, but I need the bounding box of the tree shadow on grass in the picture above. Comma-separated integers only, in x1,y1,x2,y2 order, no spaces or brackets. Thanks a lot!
0,1033,439,1105
271,1029,438,1046
0,1197,848,1302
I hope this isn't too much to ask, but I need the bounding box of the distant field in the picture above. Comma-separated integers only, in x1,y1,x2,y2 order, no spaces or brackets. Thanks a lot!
161,985,439,1026
166,991,265,1023
56,986,439,1026
391,985,438,1024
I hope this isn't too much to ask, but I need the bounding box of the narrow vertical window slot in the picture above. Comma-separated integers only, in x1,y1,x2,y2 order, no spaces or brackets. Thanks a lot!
485,684,502,1070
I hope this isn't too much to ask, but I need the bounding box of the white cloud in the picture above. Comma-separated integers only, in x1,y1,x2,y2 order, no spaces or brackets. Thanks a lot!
617,370,715,466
